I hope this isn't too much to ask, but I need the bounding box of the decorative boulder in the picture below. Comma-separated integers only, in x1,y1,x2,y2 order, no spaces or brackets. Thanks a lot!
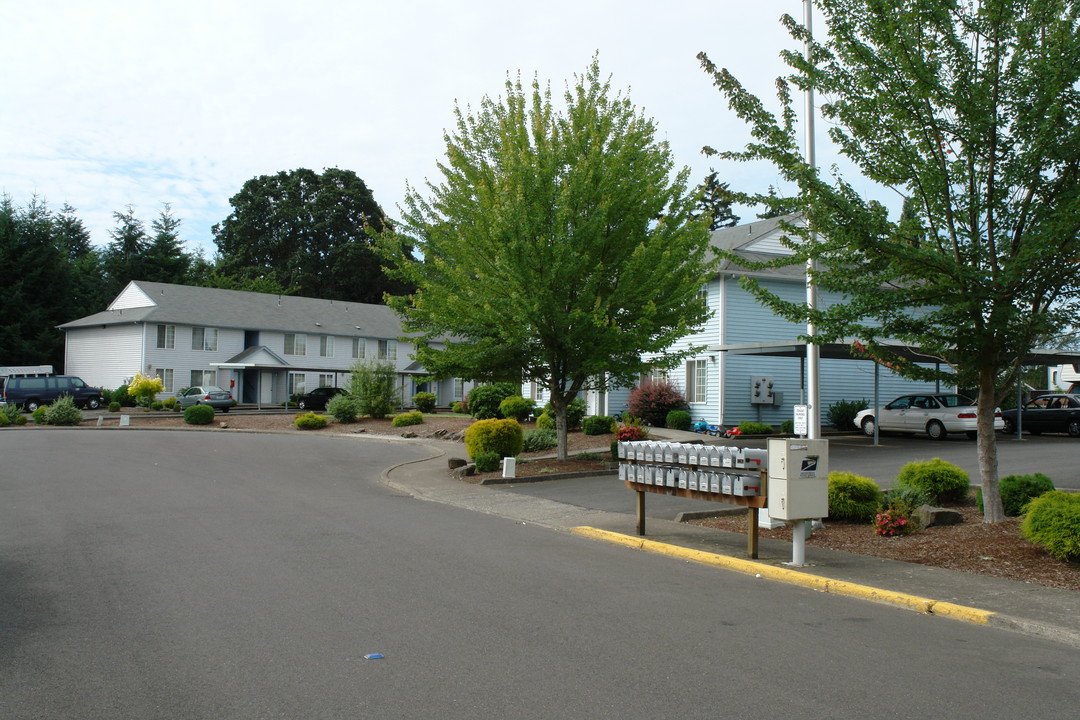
451,463,476,478
915,504,964,528
448,457,468,470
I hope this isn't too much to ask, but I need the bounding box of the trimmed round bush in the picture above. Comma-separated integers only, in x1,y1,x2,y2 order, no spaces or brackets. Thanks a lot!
523,427,558,452
474,451,501,473
464,418,524,460
450,401,465,414
536,412,555,430
665,410,692,431
1020,491,1080,561
977,473,1055,517
895,457,970,504
150,401,164,411
108,401,121,412
737,421,774,435
628,379,688,427
184,404,215,425
827,471,882,523
498,395,536,422
326,394,361,423
582,415,615,436
412,391,437,413
294,411,329,430
466,382,519,419
392,410,424,427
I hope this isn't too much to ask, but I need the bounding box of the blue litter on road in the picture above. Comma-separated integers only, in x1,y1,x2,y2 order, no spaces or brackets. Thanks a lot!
363,653,384,660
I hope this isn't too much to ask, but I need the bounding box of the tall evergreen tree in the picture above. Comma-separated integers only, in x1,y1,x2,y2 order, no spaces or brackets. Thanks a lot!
691,171,740,230
101,205,149,297
145,203,195,284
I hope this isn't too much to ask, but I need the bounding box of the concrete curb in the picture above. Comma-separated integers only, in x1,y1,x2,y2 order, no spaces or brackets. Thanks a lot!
571,526,996,626
479,470,612,485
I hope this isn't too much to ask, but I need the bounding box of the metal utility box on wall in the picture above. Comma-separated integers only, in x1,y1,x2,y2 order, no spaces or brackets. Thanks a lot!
750,376,775,405
766,438,829,520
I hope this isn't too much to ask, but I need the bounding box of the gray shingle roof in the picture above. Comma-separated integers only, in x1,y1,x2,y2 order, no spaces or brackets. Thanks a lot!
59,281,411,339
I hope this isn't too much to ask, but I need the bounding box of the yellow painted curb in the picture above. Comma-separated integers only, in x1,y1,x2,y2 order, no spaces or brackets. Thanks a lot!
571,526,995,625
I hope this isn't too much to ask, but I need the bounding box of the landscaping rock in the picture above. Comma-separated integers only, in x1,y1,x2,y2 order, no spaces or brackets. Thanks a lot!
448,457,468,469
429,428,448,438
915,504,964,528
451,463,476,478
400,431,417,438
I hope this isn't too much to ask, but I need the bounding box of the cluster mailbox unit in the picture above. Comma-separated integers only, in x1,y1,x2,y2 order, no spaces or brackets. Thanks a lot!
618,438,829,560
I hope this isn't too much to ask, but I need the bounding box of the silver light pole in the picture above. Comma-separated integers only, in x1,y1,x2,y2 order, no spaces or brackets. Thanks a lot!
804,0,820,442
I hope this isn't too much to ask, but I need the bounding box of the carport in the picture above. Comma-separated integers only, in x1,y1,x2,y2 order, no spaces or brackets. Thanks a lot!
710,339,1080,444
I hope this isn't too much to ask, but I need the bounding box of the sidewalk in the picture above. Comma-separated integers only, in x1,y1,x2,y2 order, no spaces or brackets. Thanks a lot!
382,437,1080,648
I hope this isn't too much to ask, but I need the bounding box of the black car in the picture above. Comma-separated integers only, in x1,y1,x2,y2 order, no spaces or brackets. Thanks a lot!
297,387,346,411
1,375,103,411
1001,394,1080,437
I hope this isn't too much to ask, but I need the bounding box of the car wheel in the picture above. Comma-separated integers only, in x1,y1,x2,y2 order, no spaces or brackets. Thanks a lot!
299,400,307,410
861,417,875,437
86,398,101,410
966,431,978,440
1002,417,1015,435
26,400,40,412
1069,419,1080,438
927,420,947,440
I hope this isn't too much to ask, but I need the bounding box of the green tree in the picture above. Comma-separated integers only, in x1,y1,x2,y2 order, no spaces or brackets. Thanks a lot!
144,203,196,284
692,171,740,230
101,205,149,297
55,203,109,325
213,167,410,303
699,0,1080,522
347,359,399,419
379,58,717,460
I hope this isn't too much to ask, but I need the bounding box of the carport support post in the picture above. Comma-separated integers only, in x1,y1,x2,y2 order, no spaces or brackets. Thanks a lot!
636,490,645,536
873,361,880,446
1016,370,1024,439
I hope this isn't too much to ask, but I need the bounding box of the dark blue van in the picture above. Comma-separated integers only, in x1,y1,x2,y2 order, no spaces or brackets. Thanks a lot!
1,375,103,411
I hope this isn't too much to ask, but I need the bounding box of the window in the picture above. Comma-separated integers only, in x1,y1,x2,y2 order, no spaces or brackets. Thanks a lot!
191,327,217,352
285,333,306,356
288,373,306,396
156,324,175,349
352,337,366,359
320,335,334,358
318,374,334,388
454,378,465,401
156,368,174,393
190,369,216,387
685,359,707,404
378,339,397,361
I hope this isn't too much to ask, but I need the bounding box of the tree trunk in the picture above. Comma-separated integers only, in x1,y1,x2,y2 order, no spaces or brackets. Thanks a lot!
977,364,1005,523
550,393,569,461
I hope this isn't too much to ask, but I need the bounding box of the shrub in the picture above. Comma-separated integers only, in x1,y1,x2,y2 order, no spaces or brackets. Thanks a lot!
326,394,361,423
882,485,934,517
582,415,615,436
48,397,87,425
108,401,121,412
0,412,8,427
31,405,49,424
128,372,164,407
1020,491,1080,561
392,410,424,427
827,472,882,523
737,421,774,435
874,507,913,536
466,382,519,419
780,419,795,434
615,414,649,442
150,401,164,411
294,411,329,430
827,398,869,431
184,404,215,425
894,457,970,504
412,391,437,413
474,451,501,473
13,414,27,426
348,360,400,419
111,384,134,408
539,397,587,429
628,379,688,427
162,396,178,410
536,412,555,430
523,427,558,452
0,403,21,424
451,401,465,414
977,473,1055,517
665,410,692,431
498,395,536,422
464,418,524,459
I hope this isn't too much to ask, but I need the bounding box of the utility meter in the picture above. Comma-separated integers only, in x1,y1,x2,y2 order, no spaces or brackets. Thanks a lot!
767,438,829,520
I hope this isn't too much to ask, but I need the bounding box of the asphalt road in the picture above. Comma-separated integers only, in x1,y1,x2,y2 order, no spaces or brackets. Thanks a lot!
3,429,1079,719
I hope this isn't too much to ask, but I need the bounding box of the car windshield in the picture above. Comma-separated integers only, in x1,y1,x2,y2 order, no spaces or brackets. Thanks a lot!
935,394,973,408
203,386,225,394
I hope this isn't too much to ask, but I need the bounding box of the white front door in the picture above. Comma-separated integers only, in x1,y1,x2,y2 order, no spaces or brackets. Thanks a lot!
260,372,274,405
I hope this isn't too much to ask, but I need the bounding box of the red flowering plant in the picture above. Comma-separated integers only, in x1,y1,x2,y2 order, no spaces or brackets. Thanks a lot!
874,509,911,537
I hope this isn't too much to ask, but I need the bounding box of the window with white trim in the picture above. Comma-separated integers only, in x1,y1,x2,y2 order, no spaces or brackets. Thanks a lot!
156,368,174,393
318,374,334,388
191,327,217,352
285,333,306,356
685,359,707,404
156,324,175,349
320,335,334,358
453,378,465,401
352,337,366,359
190,369,217,387
288,373,306,396
378,339,397,361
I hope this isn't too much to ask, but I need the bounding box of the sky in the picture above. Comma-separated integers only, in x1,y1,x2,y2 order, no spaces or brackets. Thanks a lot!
2,0,897,257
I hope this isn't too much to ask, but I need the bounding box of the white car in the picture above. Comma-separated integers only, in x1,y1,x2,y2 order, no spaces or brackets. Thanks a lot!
854,393,1003,440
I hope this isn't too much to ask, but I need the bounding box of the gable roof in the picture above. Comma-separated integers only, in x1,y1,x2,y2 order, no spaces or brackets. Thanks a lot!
708,213,809,280
59,280,410,339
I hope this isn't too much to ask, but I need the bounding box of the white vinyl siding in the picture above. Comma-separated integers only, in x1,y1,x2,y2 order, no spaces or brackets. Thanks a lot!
352,338,366,359
285,333,306,356
320,335,334,358
156,324,174,349
64,325,143,391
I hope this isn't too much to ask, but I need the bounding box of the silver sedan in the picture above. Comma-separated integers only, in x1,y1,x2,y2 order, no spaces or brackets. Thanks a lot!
177,385,233,412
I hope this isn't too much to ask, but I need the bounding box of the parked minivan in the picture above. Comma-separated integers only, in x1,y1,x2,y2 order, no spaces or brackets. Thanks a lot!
1,375,103,411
